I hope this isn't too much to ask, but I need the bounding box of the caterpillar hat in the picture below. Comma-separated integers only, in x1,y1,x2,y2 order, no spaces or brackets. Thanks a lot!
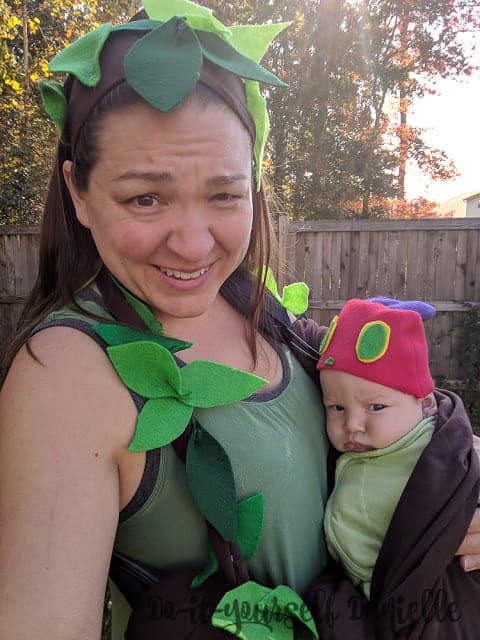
317,299,435,398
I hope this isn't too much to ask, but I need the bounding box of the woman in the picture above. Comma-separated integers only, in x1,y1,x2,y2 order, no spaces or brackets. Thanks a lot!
0,3,479,639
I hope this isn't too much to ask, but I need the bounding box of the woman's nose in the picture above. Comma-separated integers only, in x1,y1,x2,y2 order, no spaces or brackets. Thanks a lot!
165,212,215,263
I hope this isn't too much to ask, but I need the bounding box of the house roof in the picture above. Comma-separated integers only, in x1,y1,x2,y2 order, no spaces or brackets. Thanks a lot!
463,191,480,202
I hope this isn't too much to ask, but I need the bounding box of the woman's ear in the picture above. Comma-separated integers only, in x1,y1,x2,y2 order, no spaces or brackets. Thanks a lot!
421,393,437,418
62,160,91,229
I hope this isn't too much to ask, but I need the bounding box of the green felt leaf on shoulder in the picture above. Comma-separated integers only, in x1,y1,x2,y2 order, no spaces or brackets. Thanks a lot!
112,19,162,33
38,80,67,137
128,396,193,452
185,14,231,38
281,282,309,315
262,265,280,299
212,581,319,640
229,22,292,63
186,423,237,541
197,30,287,87
182,361,267,407
93,323,190,353
191,538,219,588
262,266,309,315
49,23,113,86
113,280,164,336
107,341,181,397
143,0,213,21
236,494,264,559
124,18,202,112
244,81,268,189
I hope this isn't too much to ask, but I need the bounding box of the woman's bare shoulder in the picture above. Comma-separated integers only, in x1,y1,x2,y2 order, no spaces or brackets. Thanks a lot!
1,325,137,454
0,325,133,638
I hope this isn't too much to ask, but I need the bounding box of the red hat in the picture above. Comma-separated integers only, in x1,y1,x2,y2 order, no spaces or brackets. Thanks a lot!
316,299,434,397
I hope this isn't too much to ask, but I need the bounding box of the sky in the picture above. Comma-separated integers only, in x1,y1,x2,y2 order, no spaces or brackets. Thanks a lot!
405,41,480,204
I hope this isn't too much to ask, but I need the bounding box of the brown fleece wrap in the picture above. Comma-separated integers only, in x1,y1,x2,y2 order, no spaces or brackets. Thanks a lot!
62,12,255,157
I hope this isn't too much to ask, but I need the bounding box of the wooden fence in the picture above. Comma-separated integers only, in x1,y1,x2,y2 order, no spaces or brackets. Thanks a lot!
1,219,480,381
0,226,40,359
278,217,480,381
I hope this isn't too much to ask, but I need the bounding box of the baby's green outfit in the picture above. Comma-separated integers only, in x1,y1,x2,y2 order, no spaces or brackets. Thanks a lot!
324,416,436,598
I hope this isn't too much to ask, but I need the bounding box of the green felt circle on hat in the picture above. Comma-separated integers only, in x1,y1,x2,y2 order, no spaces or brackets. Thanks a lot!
355,320,391,363
319,315,338,355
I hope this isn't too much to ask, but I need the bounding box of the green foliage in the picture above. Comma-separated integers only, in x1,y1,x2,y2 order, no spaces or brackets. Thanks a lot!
0,0,136,224
0,0,479,223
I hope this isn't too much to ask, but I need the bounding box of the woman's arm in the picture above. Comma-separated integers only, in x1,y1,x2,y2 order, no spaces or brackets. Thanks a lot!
0,327,137,640
456,435,480,571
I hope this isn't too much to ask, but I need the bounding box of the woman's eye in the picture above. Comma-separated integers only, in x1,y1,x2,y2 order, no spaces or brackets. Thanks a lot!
131,194,158,207
213,192,242,202
368,404,386,412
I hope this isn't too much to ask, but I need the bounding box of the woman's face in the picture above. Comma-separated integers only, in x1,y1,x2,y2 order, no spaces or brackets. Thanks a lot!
64,99,253,325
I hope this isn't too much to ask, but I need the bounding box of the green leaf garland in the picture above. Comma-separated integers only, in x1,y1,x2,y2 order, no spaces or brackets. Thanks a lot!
104,339,266,452
38,81,67,137
262,266,309,315
212,581,319,639
94,323,190,353
49,23,113,86
124,18,203,112
186,422,237,541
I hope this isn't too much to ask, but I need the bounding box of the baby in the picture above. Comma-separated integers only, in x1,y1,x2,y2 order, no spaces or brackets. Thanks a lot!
317,298,437,598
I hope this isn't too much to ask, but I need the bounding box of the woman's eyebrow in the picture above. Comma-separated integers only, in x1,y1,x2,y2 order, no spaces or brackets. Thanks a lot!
113,170,174,182
206,173,249,186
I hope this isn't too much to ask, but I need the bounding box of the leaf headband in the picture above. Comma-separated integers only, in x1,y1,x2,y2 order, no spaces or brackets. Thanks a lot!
39,0,290,188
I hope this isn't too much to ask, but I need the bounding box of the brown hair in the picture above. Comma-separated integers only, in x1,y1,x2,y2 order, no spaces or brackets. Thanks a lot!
2,66,277,380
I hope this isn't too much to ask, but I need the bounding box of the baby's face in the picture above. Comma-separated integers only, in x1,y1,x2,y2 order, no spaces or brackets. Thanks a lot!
320,370,432,452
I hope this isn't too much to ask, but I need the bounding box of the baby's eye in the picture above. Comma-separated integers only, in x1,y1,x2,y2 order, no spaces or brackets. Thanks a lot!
328,404,344,412
368,404,386,412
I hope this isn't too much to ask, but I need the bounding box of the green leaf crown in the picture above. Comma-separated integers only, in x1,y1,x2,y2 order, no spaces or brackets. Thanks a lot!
39,0,290,188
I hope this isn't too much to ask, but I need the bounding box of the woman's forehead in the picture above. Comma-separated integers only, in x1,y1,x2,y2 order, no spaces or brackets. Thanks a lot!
99,101,252,149
95,100,253,175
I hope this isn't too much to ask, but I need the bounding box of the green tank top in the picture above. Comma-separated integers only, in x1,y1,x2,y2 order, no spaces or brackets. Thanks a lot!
34,292,329,639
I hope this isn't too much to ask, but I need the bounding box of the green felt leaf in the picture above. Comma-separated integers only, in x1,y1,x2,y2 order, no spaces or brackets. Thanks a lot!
124,18,202,112
229,22,291,63
196,31,287,87
261,267,309,315
143,0,214,21
212,581,319,640
129,397,193,452
182,361,267,408
236,494,264,559
93,323,190,353
112,19,162,33
49,23,113,87
281,282,309,315
39,81,67,137
191,538,219,588
186,423,237,541
262,265,280,300
114,279,164,335
186,15,232,38
107,341,181,397
245,81,268,189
